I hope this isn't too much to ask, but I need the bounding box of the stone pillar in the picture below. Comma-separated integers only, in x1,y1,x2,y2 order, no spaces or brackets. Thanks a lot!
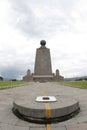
23,69,33,81
56,69,59,76
27,69,31,76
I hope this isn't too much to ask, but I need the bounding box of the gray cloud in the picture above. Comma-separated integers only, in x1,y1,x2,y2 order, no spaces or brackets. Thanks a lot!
9,0,77,38
0,67,23,80
0,44,35,79
0,0,87,79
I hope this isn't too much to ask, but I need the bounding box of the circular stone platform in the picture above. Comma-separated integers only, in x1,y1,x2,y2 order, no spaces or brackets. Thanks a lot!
13,95,79,124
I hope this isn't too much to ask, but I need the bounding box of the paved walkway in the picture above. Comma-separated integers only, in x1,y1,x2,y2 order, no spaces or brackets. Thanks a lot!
0,82,87,130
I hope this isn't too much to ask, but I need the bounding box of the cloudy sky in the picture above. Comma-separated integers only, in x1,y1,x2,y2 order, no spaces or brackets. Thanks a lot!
0,0,87,79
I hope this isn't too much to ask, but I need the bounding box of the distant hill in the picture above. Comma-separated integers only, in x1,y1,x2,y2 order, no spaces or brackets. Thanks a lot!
65,76,87,81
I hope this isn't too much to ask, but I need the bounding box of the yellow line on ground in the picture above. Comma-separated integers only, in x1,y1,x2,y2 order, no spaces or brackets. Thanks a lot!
43,92,51,130
45,103,51,119
43,91,47,96
46,124,51,130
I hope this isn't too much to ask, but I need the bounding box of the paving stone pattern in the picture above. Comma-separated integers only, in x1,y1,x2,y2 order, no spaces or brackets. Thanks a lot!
0,82,87,130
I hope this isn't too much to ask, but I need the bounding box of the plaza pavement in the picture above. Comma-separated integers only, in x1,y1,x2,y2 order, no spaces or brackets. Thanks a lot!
0,82,87,130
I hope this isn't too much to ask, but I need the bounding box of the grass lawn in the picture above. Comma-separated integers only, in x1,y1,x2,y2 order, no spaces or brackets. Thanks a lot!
0,81,27,89
58,81,87,89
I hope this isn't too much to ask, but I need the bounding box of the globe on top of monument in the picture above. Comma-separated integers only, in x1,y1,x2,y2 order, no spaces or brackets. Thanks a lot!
40,40,46,46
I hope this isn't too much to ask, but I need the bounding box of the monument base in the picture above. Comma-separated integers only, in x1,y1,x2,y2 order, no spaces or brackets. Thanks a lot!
33,75,54,82
23,73,64,82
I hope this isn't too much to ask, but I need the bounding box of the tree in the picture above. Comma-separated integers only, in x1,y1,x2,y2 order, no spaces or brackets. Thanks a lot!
0,76,3,81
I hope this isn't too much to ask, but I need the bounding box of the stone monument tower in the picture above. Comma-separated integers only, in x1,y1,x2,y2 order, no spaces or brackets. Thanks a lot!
23,40,64,82
33,40,54,82
34,40,52,75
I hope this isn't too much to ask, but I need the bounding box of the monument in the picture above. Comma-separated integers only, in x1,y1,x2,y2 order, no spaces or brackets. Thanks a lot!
23,40,64,82
13,41,79,123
